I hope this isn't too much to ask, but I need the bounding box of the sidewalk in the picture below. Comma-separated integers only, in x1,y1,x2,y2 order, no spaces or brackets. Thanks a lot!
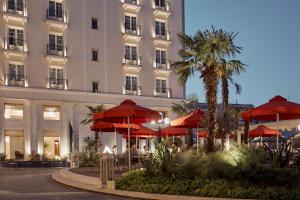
52,169,248,200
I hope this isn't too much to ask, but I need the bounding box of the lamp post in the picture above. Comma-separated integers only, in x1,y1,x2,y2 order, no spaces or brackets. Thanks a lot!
149,113,170,145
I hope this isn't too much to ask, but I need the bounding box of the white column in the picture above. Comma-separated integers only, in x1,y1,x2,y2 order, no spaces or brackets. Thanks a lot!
0,99,5,154
30,100,39,155
24,100,31,160
61,102,76,157
37,103,44,155
72,103,80,152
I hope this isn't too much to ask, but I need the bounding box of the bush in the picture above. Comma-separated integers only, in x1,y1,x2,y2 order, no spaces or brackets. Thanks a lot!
118,144,300,199
0,153,6,161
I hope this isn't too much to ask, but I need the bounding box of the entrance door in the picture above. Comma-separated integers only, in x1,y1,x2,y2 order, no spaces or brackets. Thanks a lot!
44,131,60,159
4,131,24,160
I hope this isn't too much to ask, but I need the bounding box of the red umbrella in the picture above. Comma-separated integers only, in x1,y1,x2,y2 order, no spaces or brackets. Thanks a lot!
93,99,160,170
198,130,208,138
170,109,205,128
170,109,205,153
91,121,140,132
241,96,300,121
91,122,140,154
94,99,161,124
241,95,300,148
161,126,188,137
249,125,281,138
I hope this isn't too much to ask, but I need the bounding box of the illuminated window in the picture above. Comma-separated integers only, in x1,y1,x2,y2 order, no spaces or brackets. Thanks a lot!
43,106,60,120
4,104,23,119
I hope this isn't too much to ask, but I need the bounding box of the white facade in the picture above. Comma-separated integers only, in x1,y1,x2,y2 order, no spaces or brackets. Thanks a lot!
0,0,185,160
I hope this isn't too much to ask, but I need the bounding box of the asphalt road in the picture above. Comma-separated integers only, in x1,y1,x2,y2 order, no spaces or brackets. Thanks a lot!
0,168,134,200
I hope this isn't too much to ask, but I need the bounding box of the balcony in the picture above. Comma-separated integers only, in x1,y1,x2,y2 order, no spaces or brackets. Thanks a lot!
153,1,171,18
2,0,27,24
153,31,171,47
121,0,141,13
123,85,142,96
3,37,28,59
46,44,68,64
153,60,172,76
122,25,142,42
46,9,68,31
4,74,28,87
122,55,142,72
154,88,171,98
47,78,68,90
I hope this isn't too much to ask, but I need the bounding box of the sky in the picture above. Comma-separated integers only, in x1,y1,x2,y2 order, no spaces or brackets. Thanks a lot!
184,0,300,106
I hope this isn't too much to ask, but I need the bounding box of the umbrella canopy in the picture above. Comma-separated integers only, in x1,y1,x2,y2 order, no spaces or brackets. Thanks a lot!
90,121,140,132
241,96,300,121
198,130,208,138
170,109,205,128
129,125,158,136
93,99,161,124
161,126,188,137
249,125,281,138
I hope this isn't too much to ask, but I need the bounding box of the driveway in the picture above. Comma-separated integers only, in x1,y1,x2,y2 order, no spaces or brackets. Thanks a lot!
0,168,134,200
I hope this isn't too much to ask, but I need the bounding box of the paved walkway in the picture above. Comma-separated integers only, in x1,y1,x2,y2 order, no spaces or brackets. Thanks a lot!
0,168,134,200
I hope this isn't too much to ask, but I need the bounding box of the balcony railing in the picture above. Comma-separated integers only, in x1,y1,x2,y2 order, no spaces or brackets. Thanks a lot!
4,74,27,87
155,31,171,40
155,60,171,70
155,87,171,97
3,0,26,16
48,78,68,90
123,85,142,95
154,0,170,11
4,37,26,52
123,24,142,36
124,0,139,5
46,9,67,23
123,55,141,66
47,44,68,57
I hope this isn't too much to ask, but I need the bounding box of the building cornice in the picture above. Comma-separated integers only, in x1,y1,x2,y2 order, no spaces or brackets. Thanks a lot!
0,86,184,108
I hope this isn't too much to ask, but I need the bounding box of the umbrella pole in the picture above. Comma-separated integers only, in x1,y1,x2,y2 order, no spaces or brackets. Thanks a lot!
115,128,117,154
127,116,131,171
197,129,199,155
276,113,279,151
173,134,174,142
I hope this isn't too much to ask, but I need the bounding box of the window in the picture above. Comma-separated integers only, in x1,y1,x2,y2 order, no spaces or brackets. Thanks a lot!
7,0,24,12
8,28,24,47
92,81,99,93
124,45,137,61
4,104,23,119
49,67,64,89
48,1,63,20
49,34,63,51
91,18,98,29
43,106,60,120
125,75,137,91
92,49,98,61
155,50,166,66
155,21,166,37
7,64,25,86
155,0,166,8
155,79,167,93
124,15,137,32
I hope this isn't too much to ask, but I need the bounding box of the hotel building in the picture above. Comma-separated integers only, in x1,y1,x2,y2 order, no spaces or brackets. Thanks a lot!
0,0,185,160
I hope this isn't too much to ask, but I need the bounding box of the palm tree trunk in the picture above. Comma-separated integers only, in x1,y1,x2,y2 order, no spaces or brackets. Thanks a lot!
95,131,99,152
243,121,249,144
221,76,229,147
186,128,193,148
204,69,218,152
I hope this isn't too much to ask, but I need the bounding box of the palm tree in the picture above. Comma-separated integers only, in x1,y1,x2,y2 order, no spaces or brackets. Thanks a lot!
172,27,242,152
220,59,246,145
81,105,105,151
171,93,199,148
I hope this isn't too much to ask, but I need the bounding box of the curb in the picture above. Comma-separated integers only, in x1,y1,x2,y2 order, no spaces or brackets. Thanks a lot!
52,169,247,200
